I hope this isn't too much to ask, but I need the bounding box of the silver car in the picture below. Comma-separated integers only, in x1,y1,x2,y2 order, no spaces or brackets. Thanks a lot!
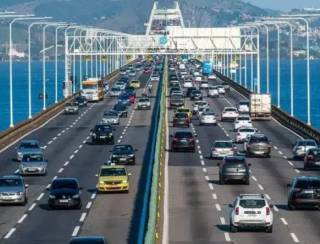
137,97,151,110
64,102,79,114
16,139,43,161
0,175,28,205
292,139,318,159
102,111,120,125
19,153,47,176
211,140,237,158
109,87,121,97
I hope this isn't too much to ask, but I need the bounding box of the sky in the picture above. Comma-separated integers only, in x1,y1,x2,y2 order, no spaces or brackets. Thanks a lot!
245,0,320,11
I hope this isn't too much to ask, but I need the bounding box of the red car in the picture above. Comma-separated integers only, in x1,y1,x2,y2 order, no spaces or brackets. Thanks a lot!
144,68,151,74
128,94,136,104
171,130,196,152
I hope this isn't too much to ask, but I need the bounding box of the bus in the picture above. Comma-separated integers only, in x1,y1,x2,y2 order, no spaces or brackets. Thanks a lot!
202,61,213,76
81,78,105,102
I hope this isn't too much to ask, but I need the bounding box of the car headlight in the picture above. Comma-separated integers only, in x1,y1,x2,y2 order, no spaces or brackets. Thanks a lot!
122,180,128,184
49,194,56,199
99,180,105,184
16,192,24,196
72,194,80,199
128,154,135,157
108,133,113,137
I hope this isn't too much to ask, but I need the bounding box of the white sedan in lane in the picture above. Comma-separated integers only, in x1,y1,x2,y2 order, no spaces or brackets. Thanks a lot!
234,115,253,131
235,127,257,143
238,100,250,113
221,107,239,121
208,86,219,98
183,80,193,88
199,111,217,125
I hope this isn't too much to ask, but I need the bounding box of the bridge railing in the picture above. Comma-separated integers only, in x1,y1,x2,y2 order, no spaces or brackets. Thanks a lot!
215,71,320,142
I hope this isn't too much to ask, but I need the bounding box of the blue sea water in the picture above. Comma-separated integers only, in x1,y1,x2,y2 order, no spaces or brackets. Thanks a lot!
234,58,320,129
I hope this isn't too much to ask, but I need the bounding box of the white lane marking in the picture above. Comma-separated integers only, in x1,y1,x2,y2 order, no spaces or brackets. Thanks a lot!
17,214,28,224
215,203,221,211
42,145,47,149
14,169,19,174
265,194,271,200
83,140,87,144
196,139,199,143
274,146,278,150
86,201,93,209
57,133,62,137
200,160,205,166
205,175,210,181
273,205,279,212
198,150,202,155
283,155,288,159
202,168,207,173
53,137,57,141
120,135,123,140
46,184,51,189
278,151,283,155
197,145,201,149
58,168,64,173
72,226,81,237
91,193,96,200
79,145,83,149
295,169,301,174
4,228,16,239
53,176,58,180
86,136,90,140
79,212,87,222
290,233,300,243
36,193,44,201
220,217,226,224
74,149,79,154
224,232,231,242
258,184,264,191
69,155,74,160
288,161,294,166
280,218,288,226
208,183,214,190
225,133,229,137
64,161,70,166
48,141,53,145
212,193,217,200
28,203,36,211
251,175,258,182
117,139,121,144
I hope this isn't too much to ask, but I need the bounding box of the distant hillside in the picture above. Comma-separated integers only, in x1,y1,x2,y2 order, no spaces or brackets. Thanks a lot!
0,0,278,33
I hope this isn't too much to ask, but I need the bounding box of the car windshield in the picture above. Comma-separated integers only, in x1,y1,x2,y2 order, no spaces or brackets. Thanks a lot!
297,141,317,146
113,104,125,110
214,141,233,148
171,95,183,100
94,125,111,132
0,178,23,187
175,113,187,118
113,145,133,153
104,111,118,117
139,98,149,102
100,168,126,176
51,180,78,189
239,199,266,208
203,112,215,116
239,128,255,133
295,179,320,189
225,108,236,112
250,136,269,143
175,132,193,138
178,109,189,113
111,87,121,91
131,81,139,84
239,101,249,106
20,141,39,149
22,154,44,162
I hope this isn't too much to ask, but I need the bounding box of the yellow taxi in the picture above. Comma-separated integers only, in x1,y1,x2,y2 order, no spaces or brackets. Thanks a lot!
130,80,141,89
96,165,130,193
176,107,192,119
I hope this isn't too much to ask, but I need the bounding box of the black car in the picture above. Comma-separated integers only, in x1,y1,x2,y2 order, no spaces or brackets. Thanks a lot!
171,130,196,152
288,176,320,210
70,236,108,244
48,178,82,209
186,87,197,97
112,102,128,117
110,144,136,165
190,90,203,100
218,156,251,185
75,96,87,107
91,124,114,144
304,148,320,170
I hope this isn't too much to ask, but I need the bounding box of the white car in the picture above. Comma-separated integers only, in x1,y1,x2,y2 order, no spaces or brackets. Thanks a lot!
234,115,253,131
193,101,209,114
199,81,209,89
211,140,236,158
217,86,226,95
208,74,217,80
230,194,273,233
183,80,193,88
197,106,210,118
150,75,160,82
193,71,200,76
208,86,219,97
195,76,202,82
235,127,257,143
238,101,250,113
199,111,217,125
109,87,121,97
221,107,239,121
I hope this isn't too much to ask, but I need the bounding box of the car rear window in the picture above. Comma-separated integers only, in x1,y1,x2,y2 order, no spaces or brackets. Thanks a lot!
22,154,44,162
0,178,23,187
214,141,233,148
295,179,320,189
175,132,193,138
20,141,39,149
239,128,255,133
225,108,236,112
239,199,265,208
225,158,245,165
250,136,269,143
100,168,126,176
51,180,78,189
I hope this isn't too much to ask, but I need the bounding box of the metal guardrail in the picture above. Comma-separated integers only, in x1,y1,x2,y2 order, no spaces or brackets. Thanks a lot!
215,71,320,142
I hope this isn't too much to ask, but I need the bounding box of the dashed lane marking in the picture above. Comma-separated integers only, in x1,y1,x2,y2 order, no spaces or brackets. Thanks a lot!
280,218,288,226
36,193,44,201
69,155,74,160
288,161,294,166
72,226,80,237
215,203,221,211
220,217,226,225
4,228,16,239
258,184,264,191
290,233,300,243
265,194,271,200
209,183,214,190
212,193,217,200
17,214,27,224
224,232,231,242
295,169,301,174
64,161,70,166
28,203,36,211
79,212,87,222
58,168,64,173
251,175,258,182
202,168,207,173
91,193,96,200
273,205,279,212
86,201,93,209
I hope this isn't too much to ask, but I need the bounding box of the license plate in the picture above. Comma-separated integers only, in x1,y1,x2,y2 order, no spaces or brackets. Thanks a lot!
315,162,320,165
28,168,37,172
120,158,126,161
304,190,314,194
59,199,69,203
100,136,106,139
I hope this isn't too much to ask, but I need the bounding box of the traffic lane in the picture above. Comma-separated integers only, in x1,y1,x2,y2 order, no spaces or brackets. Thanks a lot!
204,93,320,243
168,112,227,242
79,85,157,244
191,110,298,244
0,98,121,239
0,71,147,239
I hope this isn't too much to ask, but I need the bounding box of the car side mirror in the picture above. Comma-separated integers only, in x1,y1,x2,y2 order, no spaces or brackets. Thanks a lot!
228,203,233,208
248,163,252,167
25,184,29,188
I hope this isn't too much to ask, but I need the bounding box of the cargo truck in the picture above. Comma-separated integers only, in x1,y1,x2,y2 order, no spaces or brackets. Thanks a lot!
202,61,213,76
249,94,271,120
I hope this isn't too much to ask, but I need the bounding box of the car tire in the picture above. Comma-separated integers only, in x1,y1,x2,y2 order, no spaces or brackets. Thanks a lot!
244,178,250,185
110,139,115,145
230,223,238,233
219,177,225,185
303,164,308,170
288,202,295,210
266,226,273,233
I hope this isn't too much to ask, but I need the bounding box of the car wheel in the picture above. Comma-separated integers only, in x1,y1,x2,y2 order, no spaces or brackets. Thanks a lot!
110,139,115,145
244,178,250,185
230,223,238,233
288,202,295,210
219,177,225,185
266,225,273,233
124,112,128,118
303,164,308,170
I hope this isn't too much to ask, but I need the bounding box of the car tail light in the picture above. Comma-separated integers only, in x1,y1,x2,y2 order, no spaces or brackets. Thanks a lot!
235,207,239,215
266,207,270,215
307,155,314,161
